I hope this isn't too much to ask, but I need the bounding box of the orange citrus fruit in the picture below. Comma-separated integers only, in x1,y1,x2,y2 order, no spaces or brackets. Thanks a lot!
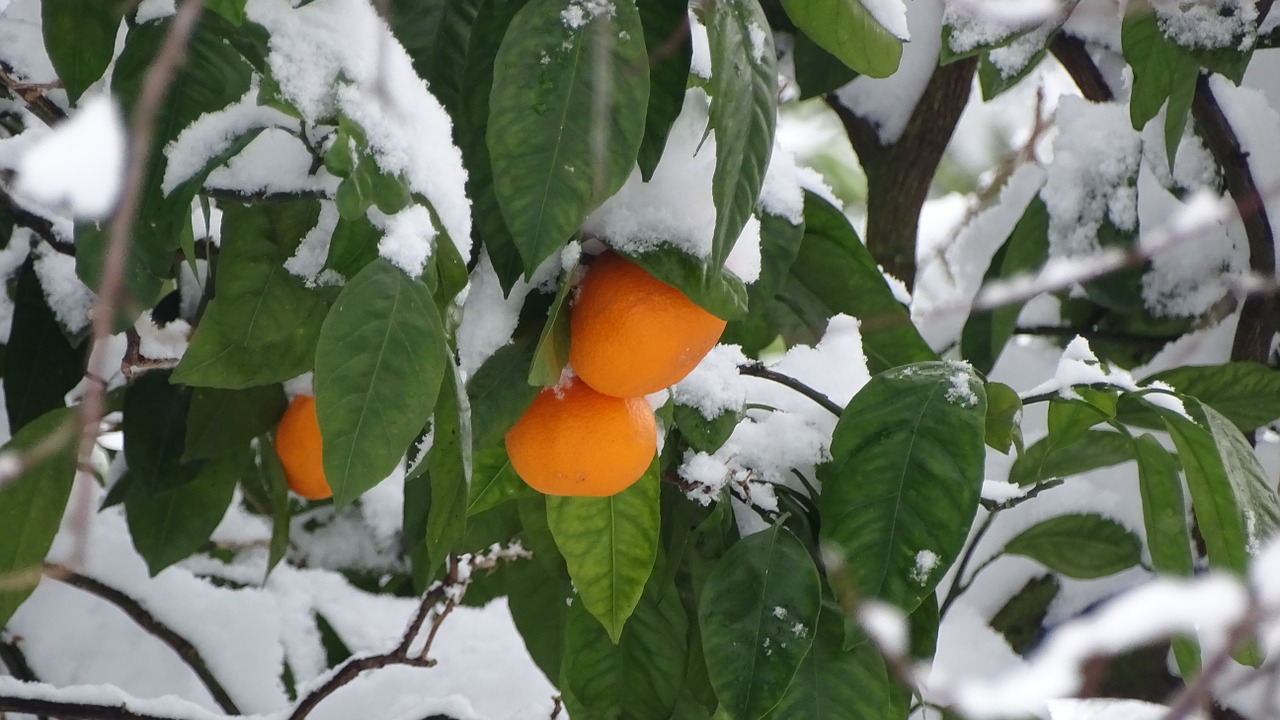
504,377,657,497
569,251,727,397
274,395,332,500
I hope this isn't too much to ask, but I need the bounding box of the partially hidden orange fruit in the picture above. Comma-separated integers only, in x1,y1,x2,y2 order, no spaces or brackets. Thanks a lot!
504,377,657,497
569,251,727,397
274,395,332,500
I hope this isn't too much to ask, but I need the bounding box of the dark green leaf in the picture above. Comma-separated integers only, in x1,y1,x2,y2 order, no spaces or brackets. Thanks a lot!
315,259,447,507
819,362,985,612
389,0,482,115
124,371,200,497
767,601,890,720
637,0,693,181
705,0,777,267
978,46,1052,101
990,574,1059,656
0,408,78,627
673,404,739,455
624,245,749,321
488,0,649,273
126,450,242,575
1130,363,1280,433
984,381,1023,455
960,195,1049,375
1009,429,1134,486
468,339,540,449
468,447,536,516
506,559,573,680
5,262,85,433
183,386,287,462
547,465,661,642
788,191,935,373
424,363,472,574
699,525,821,720
258,433,292,578
1004,514,1142,579
205,0,248,25
780,0,903,77
528,270,574,387
42,0,118,102
792,32,858,100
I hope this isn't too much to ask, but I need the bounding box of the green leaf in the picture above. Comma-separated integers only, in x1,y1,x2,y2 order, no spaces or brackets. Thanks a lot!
5,262,85,433
1161,399,1280,575
205,0,248,25
990,575,1060,656
1004,513,1142,579
623,246,750,321
123,371,201,497
528,272,574,387
780,0,903,78
792,32,858,100
183,386,287,462
819,362,986,612
637,0,693,181
984,382,1023,455
42,0,118,103
315,259,447,507
126,451,242,576
699,525,821,720
1128,363,1280,433
788,191,935,373
1009,429,1135,486
488,0,649,273
468,338,540,449
506,559,574,680
561,577,689,720
960,195,1049,375
389,0,482,116
547,465,661,642
673,405,739,455
0,408,78,628
767,601,890,720
424,363,472,574
705,0,777,268
978,46,1052,101
257,434,293,578
468,448,536,516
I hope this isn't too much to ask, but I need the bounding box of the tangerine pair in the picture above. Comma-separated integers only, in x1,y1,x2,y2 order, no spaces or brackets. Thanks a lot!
504,251,727,497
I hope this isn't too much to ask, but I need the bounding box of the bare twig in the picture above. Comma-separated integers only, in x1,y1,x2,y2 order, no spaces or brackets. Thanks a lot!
738,363,844,417
46,565,241,715
0,695,183,720
0,182,76,255
0,60,67,126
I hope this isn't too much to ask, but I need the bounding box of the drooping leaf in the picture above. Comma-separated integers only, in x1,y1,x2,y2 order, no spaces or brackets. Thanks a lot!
1125,363,1280,433
637,0,693,181
698,525,821,720
423,363,472,575
182,386,287,462
960,195,1049,375
819,362,986,612
1004,513,1142,579
623,245,750,321
468,334,540,449
1009,429,1135,486
779,0,903,78
256,433,293,579
388,0,483,116
704,0,777,268
488,0,649,274
766,601,891,720
0,408,78,628
528,270,574,387
792,32,858,100
5,262,85,433
315,259,447,507
546,465,661,642
984,381,1024,455
468,447,536,516
126,450,243,576
42,0,118,103
123,371,201,497
990,574,1059,656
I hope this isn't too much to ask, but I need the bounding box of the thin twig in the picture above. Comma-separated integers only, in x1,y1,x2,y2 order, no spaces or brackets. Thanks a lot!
0,695,183,720
738,363,844,417
0,60,67,126
46,565,241,715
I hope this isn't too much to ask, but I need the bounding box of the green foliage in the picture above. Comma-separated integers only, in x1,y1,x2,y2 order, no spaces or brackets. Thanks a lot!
779,0,903,78
1003,514,1142,579
41,0,117,103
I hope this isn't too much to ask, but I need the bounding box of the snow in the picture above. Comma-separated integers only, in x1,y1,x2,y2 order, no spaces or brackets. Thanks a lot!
455,252,560,378
32,241,95,335
862,0,911,40
914,549,941,584
670,344,749,420
1153,0,1257,51
858,600,909,657
15,96,124,219
560,0,614,30
944,0,1057,55
162,86,297,195
284,202,342,287
1022,337,1140,399
134,313,191,360
373,204,436,279
982,480,1028,504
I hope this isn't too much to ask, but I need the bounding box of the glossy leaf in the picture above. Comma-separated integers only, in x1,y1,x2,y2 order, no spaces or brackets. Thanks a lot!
984,381,1023,455
1127,363,1280,433
42,0,117,102
468,447,536,516
424,363,472,574
1004,514,1142,579
488,0,649,273
468,335,540,448
389,0,482,115
766,601,890,720
0,408,78,627
780,0,903,77
699,525,821,720
528,271,574,387
819,362,985,612
126,451,243,576
183,386,287,462
546,466,661,642
123,372,200,497
624,245,750,321
315,259,446,507
637,0,693,180
1009,429,1134,486
705,0,777,268
5,262,85,433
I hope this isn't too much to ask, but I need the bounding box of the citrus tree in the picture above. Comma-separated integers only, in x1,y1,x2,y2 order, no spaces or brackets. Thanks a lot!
3,0,1280,718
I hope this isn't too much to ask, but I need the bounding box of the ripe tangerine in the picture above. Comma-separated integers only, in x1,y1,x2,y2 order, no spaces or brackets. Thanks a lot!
504,377,656,497
274,395,333,500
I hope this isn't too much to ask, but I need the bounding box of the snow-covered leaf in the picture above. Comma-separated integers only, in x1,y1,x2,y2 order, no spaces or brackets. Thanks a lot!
819,362,985,612
624,245,749,320
0,408,78,628
1004,513,1142,579
698,524,820,720
780,0,903,78
126,449,242,576
1127,363,1280,433
315,258,446,508
705,0,776,268
42,0,118,103
488,0,649,274
547,466,660,642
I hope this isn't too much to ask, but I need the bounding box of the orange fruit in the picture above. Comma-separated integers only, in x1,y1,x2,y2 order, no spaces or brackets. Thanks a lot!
274,395,332,500
504,377,657,497
569,251,727,397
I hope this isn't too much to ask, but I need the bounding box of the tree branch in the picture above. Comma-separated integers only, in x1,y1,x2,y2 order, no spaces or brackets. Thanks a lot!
1050,33,1114,103
0,60,67,127
46,565,241,715
0,181,76,255
738,363,844,416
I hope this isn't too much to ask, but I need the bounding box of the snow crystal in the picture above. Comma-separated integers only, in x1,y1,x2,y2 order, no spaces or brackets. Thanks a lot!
16,96,124,219
789,621,808,638
134,313,191,360
670,344,749,420
862,0,910,40
882,266,912,305
747,22,768,63
690,14,711,79
561,0,614,30
772,606,788,619
858,600,908,656
373,204,436,279
1022,337,1140,399
1140,187,1243,318
134,0,174,22
162,87,297,195
981,480,1028,504
944,362,978,407
1153,0,1257,51
913,549,940,584
944,0,1055,55
285,201,340,285
1040,97,1141,258
32,242,94,335
758,145,808,225
677,451,732,505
